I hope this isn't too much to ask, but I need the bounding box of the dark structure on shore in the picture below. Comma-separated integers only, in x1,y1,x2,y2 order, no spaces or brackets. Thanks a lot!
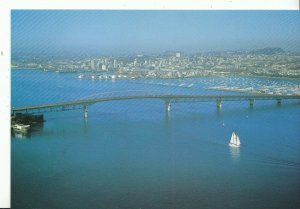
11,113,44,125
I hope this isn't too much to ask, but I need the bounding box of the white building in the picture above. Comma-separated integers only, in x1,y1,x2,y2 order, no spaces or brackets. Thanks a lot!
91,60,95,70
113,60,118,68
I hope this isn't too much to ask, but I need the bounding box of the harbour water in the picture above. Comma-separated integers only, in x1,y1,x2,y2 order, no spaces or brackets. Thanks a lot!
12,70,300,209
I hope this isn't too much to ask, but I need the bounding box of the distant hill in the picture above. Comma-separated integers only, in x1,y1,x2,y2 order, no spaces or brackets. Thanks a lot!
199,48,286,56
250,47,285,55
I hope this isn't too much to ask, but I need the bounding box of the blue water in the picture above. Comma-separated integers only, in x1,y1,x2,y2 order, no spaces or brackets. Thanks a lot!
12,70,300,209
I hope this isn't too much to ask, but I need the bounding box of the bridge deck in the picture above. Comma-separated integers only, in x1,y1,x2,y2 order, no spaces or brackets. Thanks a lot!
12,94,300,114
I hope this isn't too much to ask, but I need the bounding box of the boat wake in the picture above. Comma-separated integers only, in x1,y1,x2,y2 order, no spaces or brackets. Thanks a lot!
248,153,300,169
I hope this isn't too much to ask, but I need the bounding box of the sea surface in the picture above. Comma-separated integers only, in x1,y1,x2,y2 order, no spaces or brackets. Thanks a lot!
12,70,300,209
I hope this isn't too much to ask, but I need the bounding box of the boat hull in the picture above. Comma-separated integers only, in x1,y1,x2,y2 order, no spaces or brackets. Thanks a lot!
12,124,30,134
13,128,29,134
229,143,240,148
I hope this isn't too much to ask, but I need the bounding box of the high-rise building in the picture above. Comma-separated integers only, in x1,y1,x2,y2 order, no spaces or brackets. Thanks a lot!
91,60,95,70
96,62,101,70
176,52,181,58
113,60,117,68
134,59,137,67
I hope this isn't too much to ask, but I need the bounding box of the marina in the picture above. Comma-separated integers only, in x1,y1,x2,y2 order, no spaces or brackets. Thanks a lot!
207,84,300,95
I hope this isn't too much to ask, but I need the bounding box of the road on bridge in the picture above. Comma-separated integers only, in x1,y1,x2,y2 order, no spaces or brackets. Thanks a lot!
11,93,300,118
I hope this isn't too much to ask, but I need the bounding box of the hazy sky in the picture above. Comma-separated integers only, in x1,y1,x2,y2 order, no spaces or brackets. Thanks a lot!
11,10,300,56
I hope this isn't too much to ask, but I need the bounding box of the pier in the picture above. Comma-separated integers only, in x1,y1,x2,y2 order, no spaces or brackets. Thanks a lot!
11,93,300,119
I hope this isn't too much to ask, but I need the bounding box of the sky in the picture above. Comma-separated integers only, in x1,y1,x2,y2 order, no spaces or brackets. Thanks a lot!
11,10,300,56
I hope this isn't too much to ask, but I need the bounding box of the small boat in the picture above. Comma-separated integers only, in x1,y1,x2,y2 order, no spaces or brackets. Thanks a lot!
12,124,30,133
229,132,241,147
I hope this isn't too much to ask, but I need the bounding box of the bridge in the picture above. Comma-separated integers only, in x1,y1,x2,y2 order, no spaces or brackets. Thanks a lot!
11,92,300,119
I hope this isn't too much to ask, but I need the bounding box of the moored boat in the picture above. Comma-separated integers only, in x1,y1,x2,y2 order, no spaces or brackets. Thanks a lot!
12,124,30,133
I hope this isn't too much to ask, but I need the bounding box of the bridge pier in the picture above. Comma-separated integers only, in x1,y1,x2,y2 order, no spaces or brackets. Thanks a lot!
216,99,222,110
165,100,171,113
83,105,88,119
249,99,254,108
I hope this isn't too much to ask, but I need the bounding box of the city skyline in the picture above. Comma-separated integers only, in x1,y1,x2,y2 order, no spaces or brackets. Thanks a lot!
12,10,300,56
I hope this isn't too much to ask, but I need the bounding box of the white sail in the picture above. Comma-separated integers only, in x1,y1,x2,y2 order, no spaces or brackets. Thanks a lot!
230,132,236,144
229,132,241,147
236,135,241,145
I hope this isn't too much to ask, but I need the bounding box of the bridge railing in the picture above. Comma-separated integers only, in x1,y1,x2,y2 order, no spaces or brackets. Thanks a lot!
11,92,300,115
79,90,165,100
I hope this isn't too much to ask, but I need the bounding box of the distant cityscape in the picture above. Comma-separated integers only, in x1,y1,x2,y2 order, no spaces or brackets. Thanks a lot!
12,47,300,80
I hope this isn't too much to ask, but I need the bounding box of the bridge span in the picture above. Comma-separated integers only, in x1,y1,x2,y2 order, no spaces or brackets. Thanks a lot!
11,93,300,119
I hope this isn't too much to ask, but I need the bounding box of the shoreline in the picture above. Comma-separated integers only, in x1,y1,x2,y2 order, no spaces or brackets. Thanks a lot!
11,68,300,82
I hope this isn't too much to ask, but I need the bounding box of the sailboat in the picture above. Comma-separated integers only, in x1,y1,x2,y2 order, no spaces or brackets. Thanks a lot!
229,132,241,147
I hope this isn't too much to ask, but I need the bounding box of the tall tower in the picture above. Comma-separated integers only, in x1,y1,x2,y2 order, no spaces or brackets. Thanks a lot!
91,60,95,70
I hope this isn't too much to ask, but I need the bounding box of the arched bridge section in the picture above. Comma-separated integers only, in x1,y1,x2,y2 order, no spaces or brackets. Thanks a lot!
11,92,300,118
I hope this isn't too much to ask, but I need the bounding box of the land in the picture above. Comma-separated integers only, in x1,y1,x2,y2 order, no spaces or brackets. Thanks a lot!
11,47,300,80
